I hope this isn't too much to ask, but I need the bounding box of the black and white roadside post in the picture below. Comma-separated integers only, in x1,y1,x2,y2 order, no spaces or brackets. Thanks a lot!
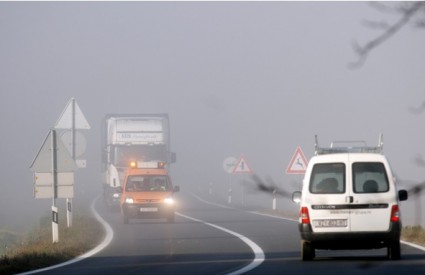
54,98,90,228
272,189,277,210
51,129,59,243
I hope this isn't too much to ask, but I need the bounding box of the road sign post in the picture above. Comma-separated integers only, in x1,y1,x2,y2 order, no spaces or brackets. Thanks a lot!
54,98,90,228
30,129,78,243
223,157,237,204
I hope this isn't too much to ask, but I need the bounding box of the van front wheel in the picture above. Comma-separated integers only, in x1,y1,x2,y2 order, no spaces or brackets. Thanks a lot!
301,241,315,261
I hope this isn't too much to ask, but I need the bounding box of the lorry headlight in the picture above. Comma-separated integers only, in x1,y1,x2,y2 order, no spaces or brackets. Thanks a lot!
164,197,175,205
125,197,134,204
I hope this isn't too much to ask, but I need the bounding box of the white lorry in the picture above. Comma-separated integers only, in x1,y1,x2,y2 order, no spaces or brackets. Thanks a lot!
101,114,176,209
292,135,408,261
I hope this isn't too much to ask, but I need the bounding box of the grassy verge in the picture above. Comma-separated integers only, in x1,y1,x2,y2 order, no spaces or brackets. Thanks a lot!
0,213,104,275
401,225,425,247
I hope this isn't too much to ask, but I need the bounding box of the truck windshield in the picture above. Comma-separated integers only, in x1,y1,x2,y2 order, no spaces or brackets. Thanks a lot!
112,145,167,167
126,175,170,192
309,163,345,194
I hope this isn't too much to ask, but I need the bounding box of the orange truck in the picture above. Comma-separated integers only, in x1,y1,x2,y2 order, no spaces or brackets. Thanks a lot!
120,161,179,224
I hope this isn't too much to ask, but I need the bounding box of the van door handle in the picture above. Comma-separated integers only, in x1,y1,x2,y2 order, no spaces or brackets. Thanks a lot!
346,196,354,203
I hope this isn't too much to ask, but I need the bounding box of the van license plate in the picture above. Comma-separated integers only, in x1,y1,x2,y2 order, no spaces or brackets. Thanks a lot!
140,207,158,212
313,219,347,228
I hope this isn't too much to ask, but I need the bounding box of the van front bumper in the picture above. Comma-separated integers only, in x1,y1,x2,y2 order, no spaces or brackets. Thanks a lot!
122,203,175,219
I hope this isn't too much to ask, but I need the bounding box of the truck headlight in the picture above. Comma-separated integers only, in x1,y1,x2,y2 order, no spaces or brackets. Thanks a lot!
125,197,134,204
164,197,175,205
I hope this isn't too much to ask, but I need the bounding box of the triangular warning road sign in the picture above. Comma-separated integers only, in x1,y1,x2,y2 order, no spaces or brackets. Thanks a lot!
54,98,90,129
30,130,78,173
286,146,308,174
233,156,253,174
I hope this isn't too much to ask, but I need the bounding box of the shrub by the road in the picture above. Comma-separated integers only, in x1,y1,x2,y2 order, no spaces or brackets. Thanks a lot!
0,214,104,275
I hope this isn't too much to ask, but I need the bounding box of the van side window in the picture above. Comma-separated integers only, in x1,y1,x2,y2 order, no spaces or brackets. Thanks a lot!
309,163,345,194
352,162,389,193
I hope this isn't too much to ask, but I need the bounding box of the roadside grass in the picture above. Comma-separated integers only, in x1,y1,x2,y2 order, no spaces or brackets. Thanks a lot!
401,225,425,247
0,213,104,275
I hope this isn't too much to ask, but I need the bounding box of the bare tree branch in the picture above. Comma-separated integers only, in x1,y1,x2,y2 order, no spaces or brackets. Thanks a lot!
349,2,425,69
408,100,425,114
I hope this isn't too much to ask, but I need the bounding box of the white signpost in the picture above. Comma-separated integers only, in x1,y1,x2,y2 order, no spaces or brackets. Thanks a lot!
54,98,90,228
223,156,253,205
30,129,78,243
223,157,237,204
30,98,90,242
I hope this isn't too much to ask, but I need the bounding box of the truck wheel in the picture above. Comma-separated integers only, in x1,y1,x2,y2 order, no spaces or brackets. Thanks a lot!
387,241,401,260
122,214,129,224
301,241,315,261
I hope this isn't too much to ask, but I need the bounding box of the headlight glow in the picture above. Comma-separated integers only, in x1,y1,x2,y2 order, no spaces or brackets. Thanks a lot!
164,197,175,205
125,197,134,204
113,193,120,198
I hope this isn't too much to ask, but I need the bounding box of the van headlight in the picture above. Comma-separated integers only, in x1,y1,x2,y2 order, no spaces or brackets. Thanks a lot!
125,197,134,204
164,197,175,205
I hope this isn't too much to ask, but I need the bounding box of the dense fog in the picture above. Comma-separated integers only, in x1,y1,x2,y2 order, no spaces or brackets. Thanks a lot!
1,2,425,238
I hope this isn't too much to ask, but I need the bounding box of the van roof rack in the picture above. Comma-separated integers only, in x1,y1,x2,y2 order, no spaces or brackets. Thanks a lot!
314,134,384,155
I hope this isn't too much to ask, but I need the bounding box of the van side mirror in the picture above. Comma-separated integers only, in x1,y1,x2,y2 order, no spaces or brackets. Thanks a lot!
398,190,408,201
292,191,302,204
173,185,180,193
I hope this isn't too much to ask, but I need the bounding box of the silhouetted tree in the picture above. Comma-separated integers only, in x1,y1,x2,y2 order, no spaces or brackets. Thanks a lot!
350,2,425,68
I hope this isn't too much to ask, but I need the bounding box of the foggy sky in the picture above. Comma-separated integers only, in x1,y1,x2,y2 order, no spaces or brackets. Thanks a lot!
1,2,425,232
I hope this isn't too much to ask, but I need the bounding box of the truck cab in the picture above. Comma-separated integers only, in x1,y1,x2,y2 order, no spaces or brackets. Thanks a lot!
120,161,179,224
292,135,408,261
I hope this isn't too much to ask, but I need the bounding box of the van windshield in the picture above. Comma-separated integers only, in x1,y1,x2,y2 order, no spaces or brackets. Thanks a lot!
310,163,345,194
125,175,171,192
352,162,389,193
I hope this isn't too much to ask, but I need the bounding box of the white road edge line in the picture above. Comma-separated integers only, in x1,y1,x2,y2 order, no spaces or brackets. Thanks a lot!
176,212,265,275
20,195,114,275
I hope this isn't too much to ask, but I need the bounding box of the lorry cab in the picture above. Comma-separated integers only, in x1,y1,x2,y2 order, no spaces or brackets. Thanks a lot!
292,135,408,261
120,161,179,224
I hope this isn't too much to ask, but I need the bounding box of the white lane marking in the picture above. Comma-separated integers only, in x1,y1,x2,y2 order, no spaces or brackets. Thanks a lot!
191,192,235,209
176,212,265,275
20,195,114,274
248,210,297,222
401,240,425,252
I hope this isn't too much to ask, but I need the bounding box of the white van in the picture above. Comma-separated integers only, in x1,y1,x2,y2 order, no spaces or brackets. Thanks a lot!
292,135,408,261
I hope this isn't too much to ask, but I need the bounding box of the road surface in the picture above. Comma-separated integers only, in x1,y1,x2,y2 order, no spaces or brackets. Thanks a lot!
29,191,425,274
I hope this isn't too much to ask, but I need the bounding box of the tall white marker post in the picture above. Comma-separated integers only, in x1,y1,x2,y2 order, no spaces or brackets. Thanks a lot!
51,129,59,243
